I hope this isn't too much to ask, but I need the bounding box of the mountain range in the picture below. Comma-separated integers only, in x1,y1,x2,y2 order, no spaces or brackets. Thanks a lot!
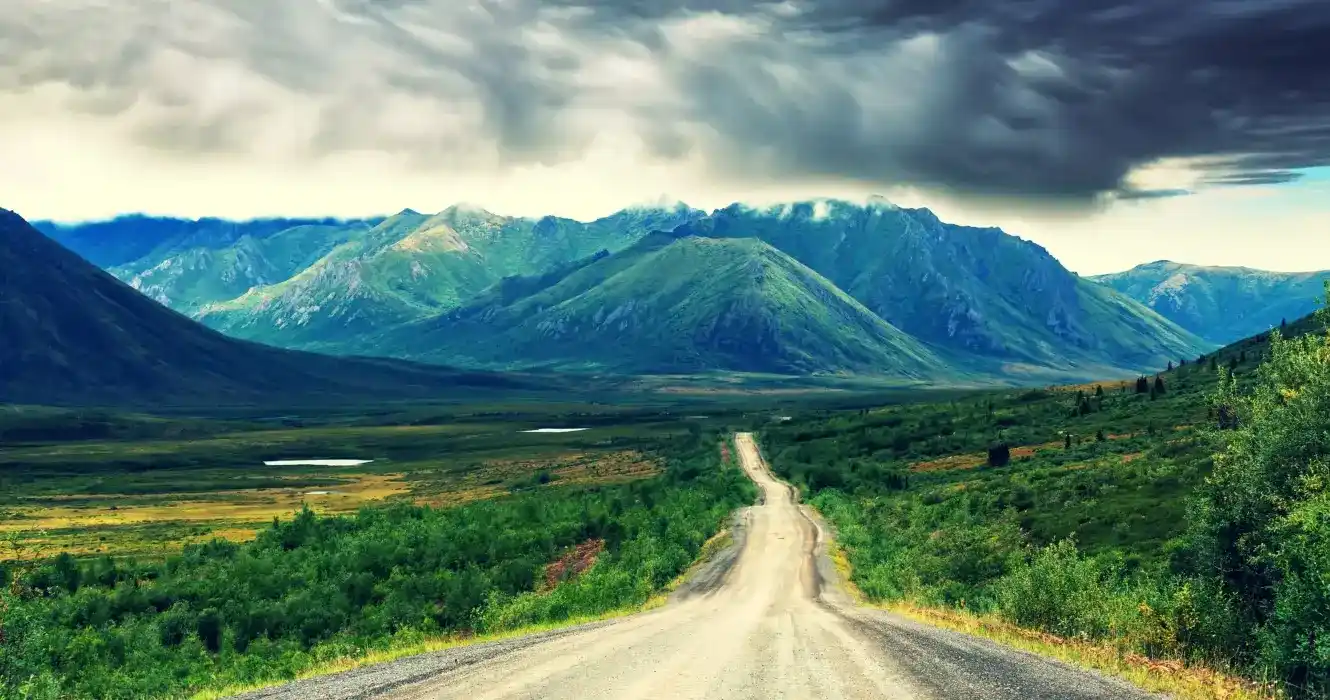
2,209,543,406
1092,261,1329,345
29,198,1221,382
373,230,952,377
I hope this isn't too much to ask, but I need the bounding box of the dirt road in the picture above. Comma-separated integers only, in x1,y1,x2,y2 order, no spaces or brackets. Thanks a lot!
245,433,1154,700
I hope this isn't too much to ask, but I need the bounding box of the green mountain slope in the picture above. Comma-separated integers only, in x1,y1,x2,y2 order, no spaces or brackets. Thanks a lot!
0,209,538,406
193,204,703,349
117,222,373,311
371,231,953,378
42,199,1217,379
1091,260,1330,344
687,200,1209,373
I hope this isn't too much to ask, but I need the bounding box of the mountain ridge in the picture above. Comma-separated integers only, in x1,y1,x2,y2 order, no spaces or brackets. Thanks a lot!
674,200,1207,371
370,232,956,378
0,208,545,406
37,198,1219,380
188,204,706,349
1093,260,1330,345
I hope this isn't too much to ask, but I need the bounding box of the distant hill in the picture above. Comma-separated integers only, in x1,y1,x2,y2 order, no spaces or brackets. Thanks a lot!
368,230,955,378
179,204,702,350
680,200,1208,373
0,209,542,406
1092,261,1330,345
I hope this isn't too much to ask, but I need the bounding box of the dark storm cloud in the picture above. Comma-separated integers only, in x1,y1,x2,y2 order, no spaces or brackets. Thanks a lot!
1116,188,1194,201
542,0,1330,199
2,0,1328,201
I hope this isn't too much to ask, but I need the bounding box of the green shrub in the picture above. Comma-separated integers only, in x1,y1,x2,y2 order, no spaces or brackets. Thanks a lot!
0,438,751,699
1187,291,1330,689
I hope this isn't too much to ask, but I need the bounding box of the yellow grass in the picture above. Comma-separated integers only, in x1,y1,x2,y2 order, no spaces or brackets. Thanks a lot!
910,436,1140,474
4,451,666,559
823,528,1273,700
909,452,985,472
884,602,1275,700
909,441,1065,473
1,473,410,532
552,452,661,484
415,451,661,507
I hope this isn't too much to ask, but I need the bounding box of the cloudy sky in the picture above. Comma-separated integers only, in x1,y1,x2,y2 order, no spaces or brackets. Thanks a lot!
2,0,1327,274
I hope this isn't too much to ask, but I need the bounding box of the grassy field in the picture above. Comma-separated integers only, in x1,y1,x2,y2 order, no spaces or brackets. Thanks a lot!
11,325,1322,699
0,396,788,699
0,402,755,561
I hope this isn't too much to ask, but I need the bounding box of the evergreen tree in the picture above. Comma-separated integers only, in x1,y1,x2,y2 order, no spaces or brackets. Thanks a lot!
1135,376,1150,394
987,443,1011,468
1167,360,1174,371
1210,355,1218,371
1094,384,1104,398
1064,434,1072,449
1095,428,1106,442
1280,317,1287,329
1154,375,1166,395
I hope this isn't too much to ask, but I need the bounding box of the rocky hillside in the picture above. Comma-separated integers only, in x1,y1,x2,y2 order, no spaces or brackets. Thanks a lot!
1092,261,1330,344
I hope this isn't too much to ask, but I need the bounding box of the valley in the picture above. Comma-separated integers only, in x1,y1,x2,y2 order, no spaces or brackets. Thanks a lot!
7,0,1327,697
0,412,690,560
5,312,1328,698
4,200,1330,699
0,400,762,698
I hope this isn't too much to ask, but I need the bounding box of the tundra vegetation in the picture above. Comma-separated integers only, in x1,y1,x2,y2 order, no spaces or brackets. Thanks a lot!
765,307,1330,697
0,410,754,699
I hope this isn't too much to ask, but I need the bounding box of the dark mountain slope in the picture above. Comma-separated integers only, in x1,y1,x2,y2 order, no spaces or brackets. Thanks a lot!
0,209,536,406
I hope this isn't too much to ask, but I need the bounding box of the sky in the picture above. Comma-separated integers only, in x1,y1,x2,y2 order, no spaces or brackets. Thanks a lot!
1,0,1328,275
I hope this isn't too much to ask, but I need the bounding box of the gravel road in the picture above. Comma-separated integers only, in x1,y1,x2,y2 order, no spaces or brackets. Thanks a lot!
243,433,1157,700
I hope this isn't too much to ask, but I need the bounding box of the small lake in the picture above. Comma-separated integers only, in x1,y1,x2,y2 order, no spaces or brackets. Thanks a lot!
263,459,374,466
520,428,590,433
